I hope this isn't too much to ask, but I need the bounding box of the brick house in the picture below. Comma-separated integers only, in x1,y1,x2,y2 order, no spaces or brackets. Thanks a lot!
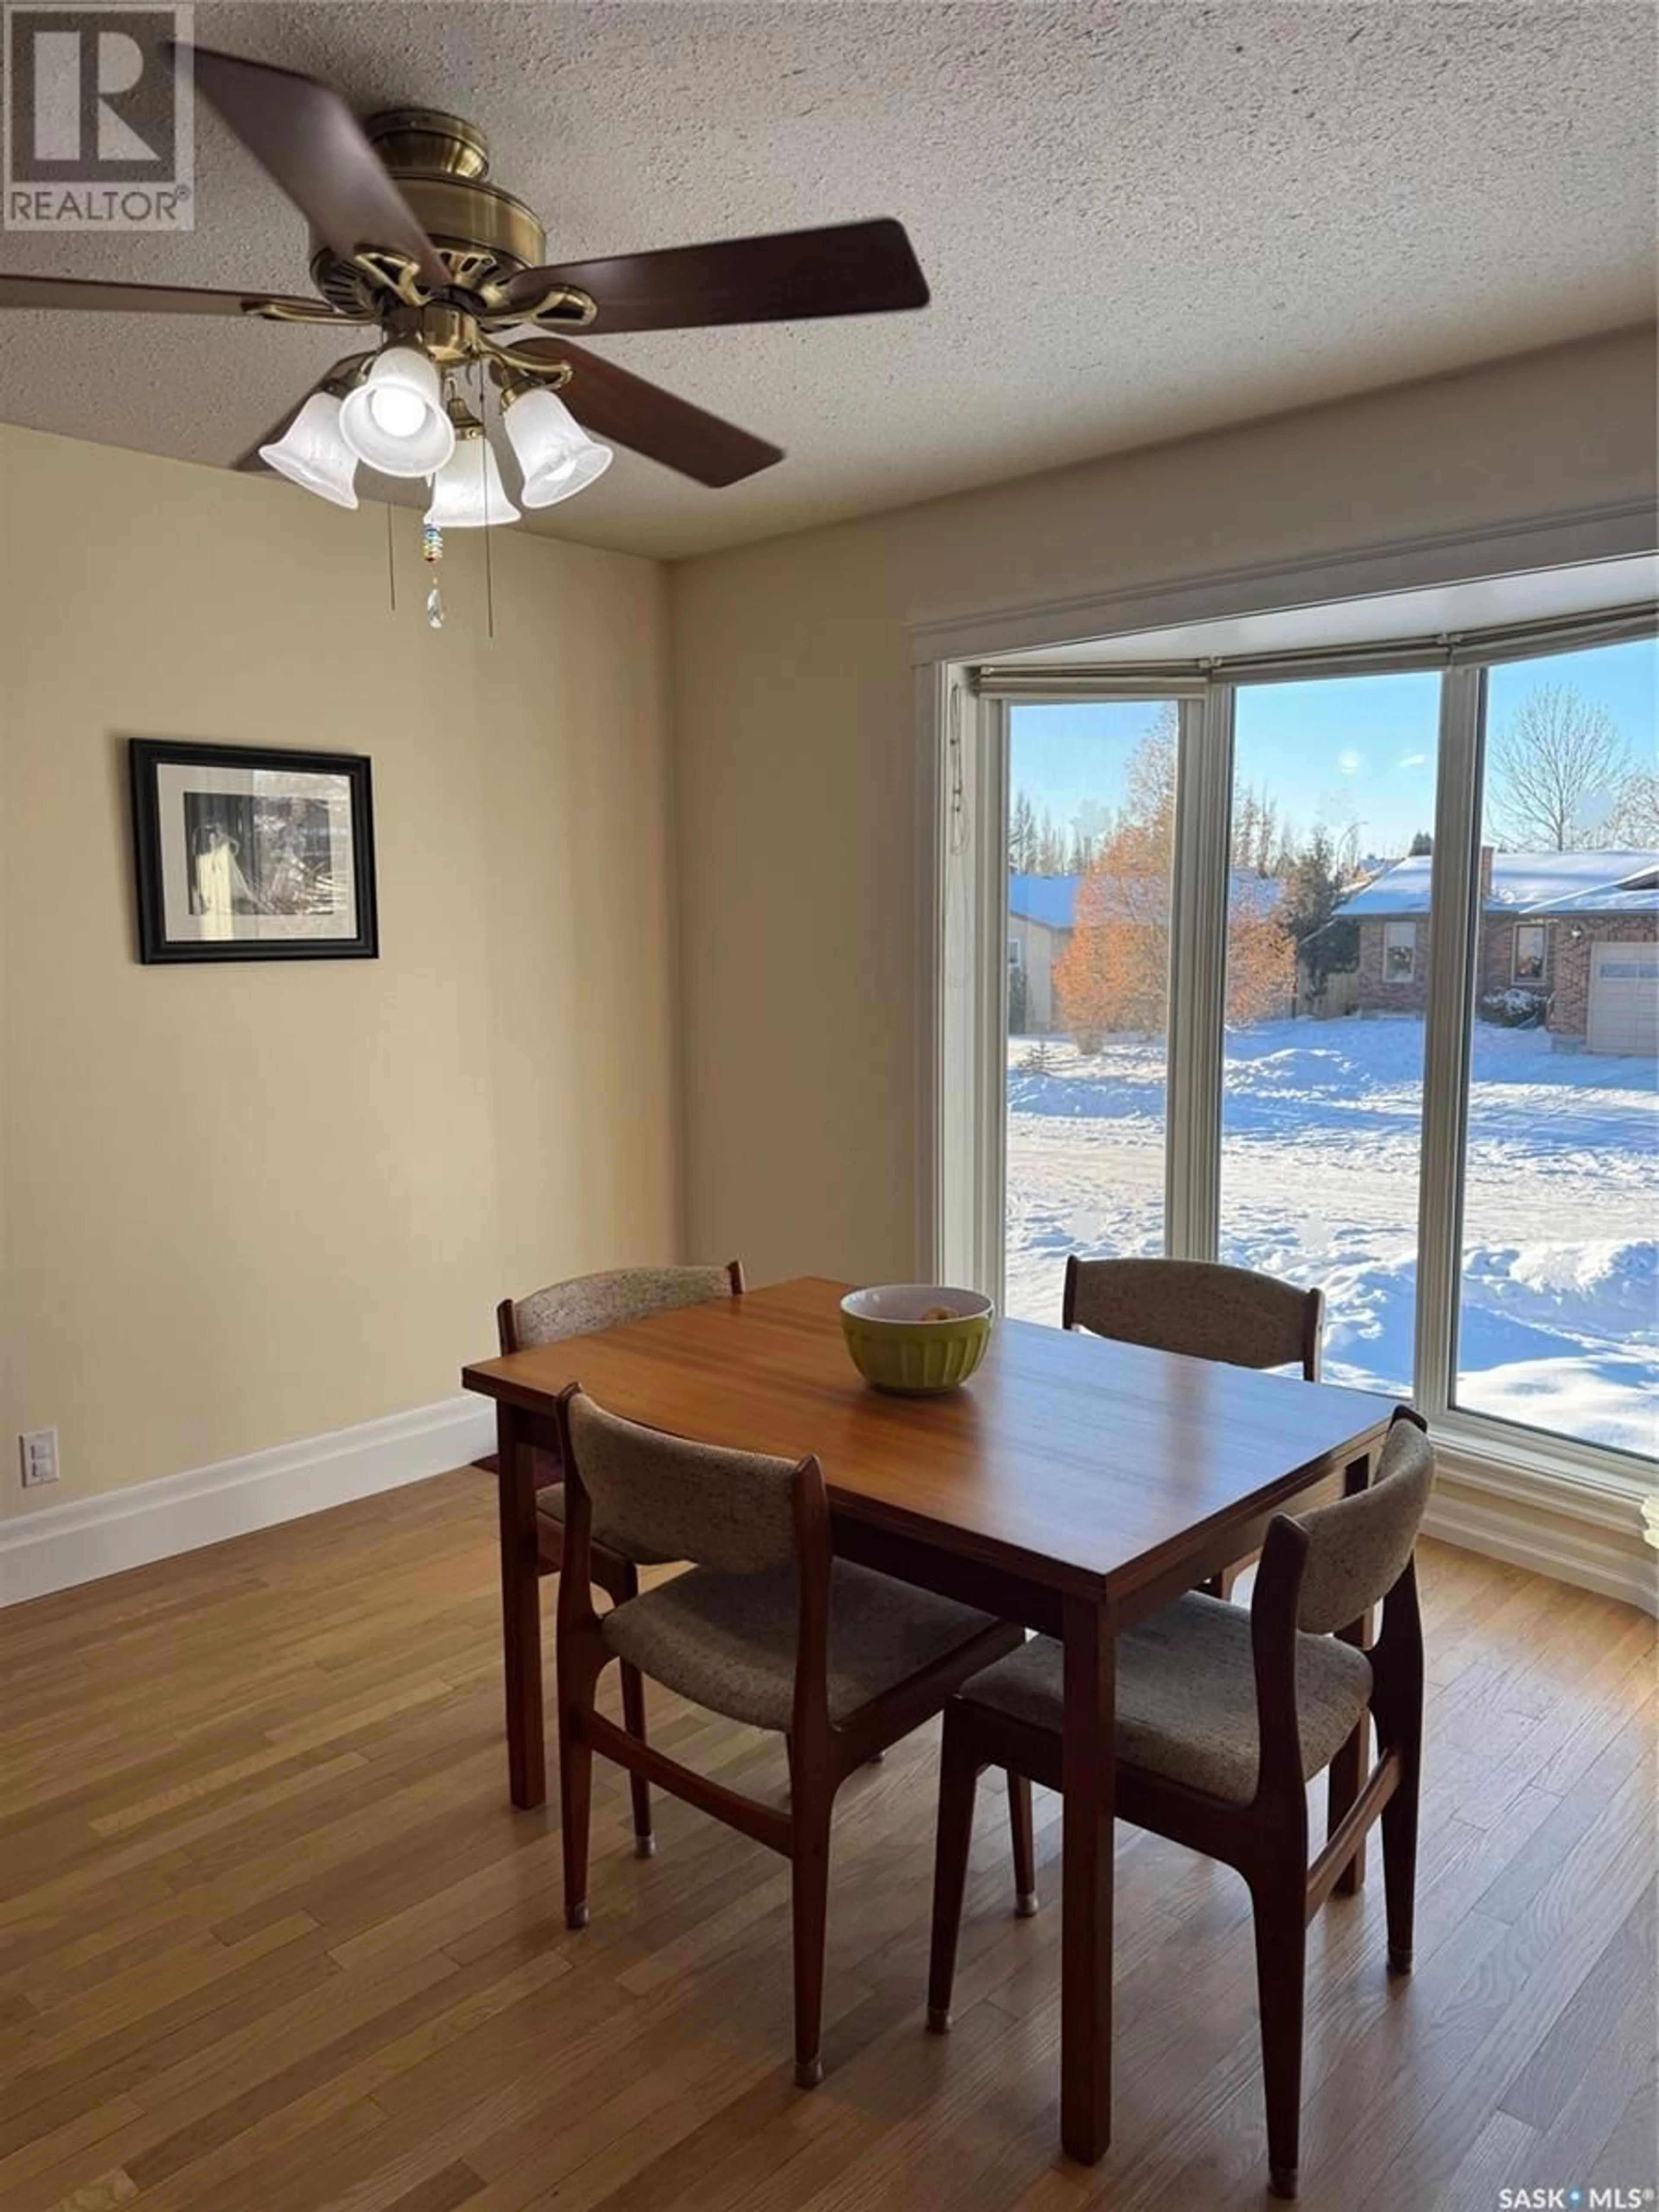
1528,867,1659,1052
1337,848,1659,1049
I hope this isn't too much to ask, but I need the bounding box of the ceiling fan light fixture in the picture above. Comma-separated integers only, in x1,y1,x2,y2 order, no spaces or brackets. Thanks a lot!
424,426,520,529
339,344,454,477
502,384,613,507
257,390,360,509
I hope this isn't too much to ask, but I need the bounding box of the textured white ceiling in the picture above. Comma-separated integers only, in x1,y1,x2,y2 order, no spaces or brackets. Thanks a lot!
0,0,1653,560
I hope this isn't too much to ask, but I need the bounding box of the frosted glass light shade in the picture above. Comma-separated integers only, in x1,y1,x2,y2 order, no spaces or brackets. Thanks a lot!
424,433,520,528
258,391,359,509
339,346,454,477
502,385,613,506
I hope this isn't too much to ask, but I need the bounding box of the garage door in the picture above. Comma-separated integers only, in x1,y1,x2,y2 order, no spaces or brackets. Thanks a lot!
1587,942,1659,1055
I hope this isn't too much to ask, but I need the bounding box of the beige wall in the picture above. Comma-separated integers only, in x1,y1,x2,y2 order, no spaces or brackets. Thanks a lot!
669,328,1659,1287
0,426,680,1513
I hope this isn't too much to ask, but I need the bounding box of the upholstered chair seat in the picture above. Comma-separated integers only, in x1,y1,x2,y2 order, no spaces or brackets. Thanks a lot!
960,1594,1373,1808
605,1560,1014,1734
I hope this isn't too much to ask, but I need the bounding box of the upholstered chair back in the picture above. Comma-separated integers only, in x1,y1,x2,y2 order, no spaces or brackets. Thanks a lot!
1290,1415,1435,1635
1064,1255,1321,1378
564,1391,801,1577
505,1263,742,1353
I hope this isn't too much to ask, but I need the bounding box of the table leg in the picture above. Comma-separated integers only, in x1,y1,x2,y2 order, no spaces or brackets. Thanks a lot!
496,1401,545,1809
1329,1449,1374,1894
1060,1592,1116,2164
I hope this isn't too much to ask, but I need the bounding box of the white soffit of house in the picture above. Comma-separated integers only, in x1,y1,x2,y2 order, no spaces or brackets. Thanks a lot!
990,552,1659,667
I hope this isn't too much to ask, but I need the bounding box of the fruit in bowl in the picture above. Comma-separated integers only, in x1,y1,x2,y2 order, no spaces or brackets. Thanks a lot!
839,1284,996,1395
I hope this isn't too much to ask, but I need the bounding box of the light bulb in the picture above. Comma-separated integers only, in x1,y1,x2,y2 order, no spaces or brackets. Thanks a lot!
369,385,426,438
339,346,454,479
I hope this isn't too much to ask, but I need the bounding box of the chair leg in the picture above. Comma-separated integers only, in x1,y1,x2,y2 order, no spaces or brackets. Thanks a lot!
618,1662,655,1859
1381,1673,1424,1974
1250,1873,1308,2199
558,1673,595,1934
790,1793,833,2089
1381,1754,1420,1976
1326,1715,1367,1896
927,1713,980,2032
1008,1770,1038,1917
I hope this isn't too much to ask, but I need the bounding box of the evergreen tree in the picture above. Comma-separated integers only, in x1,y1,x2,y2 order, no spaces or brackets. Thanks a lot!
1281,829,1359,1004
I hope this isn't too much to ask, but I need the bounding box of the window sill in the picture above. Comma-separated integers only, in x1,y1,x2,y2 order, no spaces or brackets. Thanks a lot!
1423,1412,1656,1615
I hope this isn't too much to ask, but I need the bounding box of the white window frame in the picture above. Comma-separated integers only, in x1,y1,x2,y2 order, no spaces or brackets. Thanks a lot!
920,594,1659,1513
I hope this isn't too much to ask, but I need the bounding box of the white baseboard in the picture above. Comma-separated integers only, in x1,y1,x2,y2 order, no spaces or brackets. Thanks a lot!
2,1392,1650,1620
0,1395,496,1608
1424,1459,1658,1617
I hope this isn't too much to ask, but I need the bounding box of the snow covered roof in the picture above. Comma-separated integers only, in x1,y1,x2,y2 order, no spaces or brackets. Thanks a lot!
1526,865,1659,916
1337,851,1659,919
1007,873,1082,930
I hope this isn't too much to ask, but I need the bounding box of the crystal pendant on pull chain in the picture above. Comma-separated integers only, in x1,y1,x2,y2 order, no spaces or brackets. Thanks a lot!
422,518,445,629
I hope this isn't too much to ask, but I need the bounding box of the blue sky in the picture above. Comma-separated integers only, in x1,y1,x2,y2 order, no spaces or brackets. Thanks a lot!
1011,638,1657,860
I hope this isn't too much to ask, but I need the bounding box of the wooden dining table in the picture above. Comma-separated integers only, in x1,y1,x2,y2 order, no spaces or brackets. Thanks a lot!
462,1274,1399,2166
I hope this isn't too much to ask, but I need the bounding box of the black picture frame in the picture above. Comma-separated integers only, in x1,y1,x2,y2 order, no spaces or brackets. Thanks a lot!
128,739,379,965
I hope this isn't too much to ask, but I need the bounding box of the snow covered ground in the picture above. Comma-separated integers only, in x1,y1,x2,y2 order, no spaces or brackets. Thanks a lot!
1005,1017,1658,1457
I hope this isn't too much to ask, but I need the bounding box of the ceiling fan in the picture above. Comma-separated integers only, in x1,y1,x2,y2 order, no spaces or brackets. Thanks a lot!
0,42,931,526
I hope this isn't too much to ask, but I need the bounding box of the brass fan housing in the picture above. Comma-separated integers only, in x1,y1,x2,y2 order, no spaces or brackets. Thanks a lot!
310,106,552,315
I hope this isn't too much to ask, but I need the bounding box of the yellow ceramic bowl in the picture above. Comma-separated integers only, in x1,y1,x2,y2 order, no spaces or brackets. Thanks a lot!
840,1285,995,1395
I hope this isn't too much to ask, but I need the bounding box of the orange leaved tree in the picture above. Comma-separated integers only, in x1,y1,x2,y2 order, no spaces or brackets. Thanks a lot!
1054,715,1294,1047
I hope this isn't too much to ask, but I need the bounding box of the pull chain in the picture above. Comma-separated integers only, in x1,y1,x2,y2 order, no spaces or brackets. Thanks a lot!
423,518,445,629
481,365,496,641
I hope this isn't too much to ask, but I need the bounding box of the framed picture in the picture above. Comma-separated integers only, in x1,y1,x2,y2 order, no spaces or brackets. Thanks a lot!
128,739,378,964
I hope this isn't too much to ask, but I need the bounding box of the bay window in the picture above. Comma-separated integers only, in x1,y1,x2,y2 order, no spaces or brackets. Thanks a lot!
937,599,1658,1492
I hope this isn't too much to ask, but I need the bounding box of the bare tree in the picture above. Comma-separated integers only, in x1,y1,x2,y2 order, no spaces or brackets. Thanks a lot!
1603,766,1659,849
1486,683,1634,850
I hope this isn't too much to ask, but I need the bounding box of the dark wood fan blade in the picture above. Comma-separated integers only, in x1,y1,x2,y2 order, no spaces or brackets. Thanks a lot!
0,272,340,317
514,338,782,487
172,43,448,288
502,218,928,332
235,354,370,472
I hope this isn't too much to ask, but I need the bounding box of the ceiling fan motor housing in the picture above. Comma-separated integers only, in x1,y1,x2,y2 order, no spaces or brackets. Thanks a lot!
309,107,549,314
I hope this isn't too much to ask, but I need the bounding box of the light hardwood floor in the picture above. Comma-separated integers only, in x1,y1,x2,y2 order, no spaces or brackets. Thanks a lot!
1,1470,1653,2212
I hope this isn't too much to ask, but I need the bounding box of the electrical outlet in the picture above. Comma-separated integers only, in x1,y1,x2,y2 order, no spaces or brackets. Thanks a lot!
19,1429,58,1487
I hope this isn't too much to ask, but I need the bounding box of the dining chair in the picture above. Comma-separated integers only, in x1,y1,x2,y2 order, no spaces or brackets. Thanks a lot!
1062,1254,1323,1380
1065,1254,1324,1603
553,1382,1023,2091
496,1261,744,1857
926,1406,1432,2199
